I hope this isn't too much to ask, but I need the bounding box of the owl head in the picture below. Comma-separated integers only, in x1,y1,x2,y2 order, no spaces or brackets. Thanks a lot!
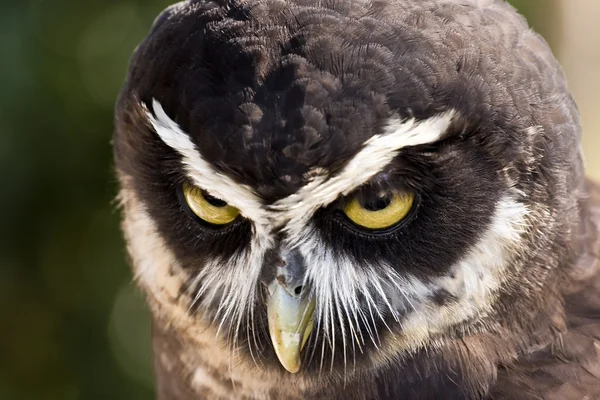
114,0,583,378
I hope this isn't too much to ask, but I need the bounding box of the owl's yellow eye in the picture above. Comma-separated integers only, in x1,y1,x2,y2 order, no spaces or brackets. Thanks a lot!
182,182,240,225
343,192,415,230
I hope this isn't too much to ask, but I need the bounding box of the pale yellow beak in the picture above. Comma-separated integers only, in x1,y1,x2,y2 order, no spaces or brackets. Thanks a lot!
267,283,315,373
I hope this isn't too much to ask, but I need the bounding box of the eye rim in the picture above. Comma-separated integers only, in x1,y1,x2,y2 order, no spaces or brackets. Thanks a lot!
178,182,242,228
335,191,419,236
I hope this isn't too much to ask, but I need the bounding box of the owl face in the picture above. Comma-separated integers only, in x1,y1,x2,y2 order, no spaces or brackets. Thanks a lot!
114,0,580,376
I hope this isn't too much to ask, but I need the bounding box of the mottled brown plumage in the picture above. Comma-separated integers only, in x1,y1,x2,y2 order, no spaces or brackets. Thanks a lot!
113,0,600,398
490,180,600,399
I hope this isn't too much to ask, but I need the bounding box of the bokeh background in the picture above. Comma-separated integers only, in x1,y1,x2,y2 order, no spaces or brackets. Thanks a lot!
1,1,598,399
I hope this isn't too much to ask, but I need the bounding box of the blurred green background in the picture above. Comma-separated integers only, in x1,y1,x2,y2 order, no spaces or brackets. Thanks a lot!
1,1,598,399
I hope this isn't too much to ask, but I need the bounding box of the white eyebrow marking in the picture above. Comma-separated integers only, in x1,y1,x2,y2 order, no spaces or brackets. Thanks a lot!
144,99,455,238
271,112,455,240
144,99,270,231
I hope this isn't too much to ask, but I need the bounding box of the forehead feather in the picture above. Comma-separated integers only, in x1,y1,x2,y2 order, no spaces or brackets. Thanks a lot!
117,0,579,201
144,98,456,230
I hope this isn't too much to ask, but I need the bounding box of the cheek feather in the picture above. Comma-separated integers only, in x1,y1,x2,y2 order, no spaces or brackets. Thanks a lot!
118,176,190,309
374,194,530,365
118,175,275,383
291,192,529,370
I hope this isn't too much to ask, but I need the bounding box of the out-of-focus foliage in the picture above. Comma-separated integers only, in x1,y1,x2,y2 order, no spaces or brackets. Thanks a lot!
0,1,171,399
0,1,592,399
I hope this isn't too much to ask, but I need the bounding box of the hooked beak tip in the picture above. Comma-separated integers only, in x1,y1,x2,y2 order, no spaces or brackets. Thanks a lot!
267,284,315,373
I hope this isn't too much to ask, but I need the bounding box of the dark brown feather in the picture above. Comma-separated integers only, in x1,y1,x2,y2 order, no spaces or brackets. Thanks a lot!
490,180,600,399
114,0,600,398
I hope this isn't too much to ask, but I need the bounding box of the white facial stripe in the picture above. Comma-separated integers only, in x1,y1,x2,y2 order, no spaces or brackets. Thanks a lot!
145,99,269,228
272,112,455,239
295,193,529,367
382,195,529,355
145,99,455,238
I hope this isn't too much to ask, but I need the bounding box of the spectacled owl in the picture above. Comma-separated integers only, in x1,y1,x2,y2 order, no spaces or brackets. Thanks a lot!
113,0,600,398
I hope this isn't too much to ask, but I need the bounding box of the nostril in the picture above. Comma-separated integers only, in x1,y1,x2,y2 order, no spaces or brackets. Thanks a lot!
294,285,303,296
274,257,286,268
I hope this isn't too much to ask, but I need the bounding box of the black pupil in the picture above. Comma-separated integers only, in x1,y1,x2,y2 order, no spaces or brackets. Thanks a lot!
203,191,228,208
361,195,392,211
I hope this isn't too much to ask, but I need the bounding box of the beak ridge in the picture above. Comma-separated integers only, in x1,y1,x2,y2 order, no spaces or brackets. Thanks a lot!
267,283,315,373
